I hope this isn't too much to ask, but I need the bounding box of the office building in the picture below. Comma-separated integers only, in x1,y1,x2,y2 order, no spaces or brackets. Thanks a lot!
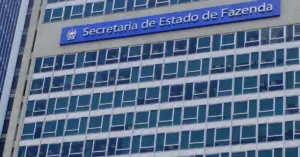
0,0,31,155
4,0,300,156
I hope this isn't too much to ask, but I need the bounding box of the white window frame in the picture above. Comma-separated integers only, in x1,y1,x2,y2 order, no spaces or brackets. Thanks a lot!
70,4,85,18
188,130,204,148
145,87,160,103
135,111,150,128
150,42,165,55
111,114,126,130
214,128,230,146
113,0,127,12
217,79,233,96
43,121,58,137
50,7,64,21
106,48,120,63
183,106,198,124
187,60,201,76
164,133,179,151
51,75,66,91
62,54,76,68
65,118,80,135
156,0,170,6
88,116,103,132
122,90,136,106
133,0,148,10
285,96,299,114
235,53,251,70
163,62,178,78
173,39,188,54
139,135,155,152
116,137,131,154
91,1,105,15
211,57,226,73
140,65,155,81
294,71,300,87
268,73,284,90
41,57,55,71
30,78,45,93
259,98,275,116
68,142,84,156
233,101,249,119
33,100,47,115
193,82,207,99
208,103,223,121
240,125,256,143
260,50,276,67
245,30,260,46
242,76,258,94
99,92,113,108
84,51,98,66
117,68,132,83
197,36,212,52
92,139,107,155
169,85,183,101
46,143,61,157
294,24,300,37
22,123,36,139
54,97,69,113
269,26,285,43
158,109,174,126
95,71,109,86
128,45,142,59
73,73,87,89
221,33,236,49
76,95,91,111
266,123,283,141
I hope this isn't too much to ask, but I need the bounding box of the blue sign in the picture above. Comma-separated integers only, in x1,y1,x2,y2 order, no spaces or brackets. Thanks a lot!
60,0,280,45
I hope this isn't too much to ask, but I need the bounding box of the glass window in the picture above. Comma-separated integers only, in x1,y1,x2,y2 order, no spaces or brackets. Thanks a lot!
65,118,80,135
164,133,179,151
71,5,84,19
270,26,285,43
41,57,54,72
156,0,170,7
173,39,188,55
151,42,165,56
221,33,235,50
117,68,131,84
140,135,155,153
122,90,136,106
100,92,113,109
146,87,160,104
218,79,232,96
183,106,198,124
113,0,126,12
30,78,45,94
286,48,299,65
215,128,230,146
92,2,105,16
241,125,256,144
193,82,208,99
269,73,283,91
245,30,259,47
88,116,102,133
159,109,173,126
84,51,97,67
197,36,211,53
286,96,299,114
62,54,75,69
134,0,147,10
187,60,201,77
128,45,142,61
140,65,154,82
51,8,63,21
73,73,87,89
106,48,119,64
243,76,258,94
268,123,283,141
211,57,225,74
164,63,177,79
169,85,183,101
261,50,275,68
134,111,150,129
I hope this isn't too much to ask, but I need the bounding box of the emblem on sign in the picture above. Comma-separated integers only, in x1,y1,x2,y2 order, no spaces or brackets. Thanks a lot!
67,28,77,41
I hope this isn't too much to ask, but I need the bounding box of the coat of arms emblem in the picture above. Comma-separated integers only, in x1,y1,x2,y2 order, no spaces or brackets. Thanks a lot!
67,28,77,41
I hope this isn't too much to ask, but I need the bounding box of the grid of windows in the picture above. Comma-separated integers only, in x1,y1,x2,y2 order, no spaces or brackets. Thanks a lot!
44,0,200,22
17,138,300,156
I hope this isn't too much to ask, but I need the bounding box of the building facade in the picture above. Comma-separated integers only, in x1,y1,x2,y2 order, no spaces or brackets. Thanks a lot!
4,0,300,157
0,0,31,155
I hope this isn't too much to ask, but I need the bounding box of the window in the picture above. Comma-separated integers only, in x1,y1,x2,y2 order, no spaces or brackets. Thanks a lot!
233,100,257,119
207,103,231,122
197,36,211,53
173,39,188,55
259,97,283,117
71,5,84,19
21,122,42,140
234,76,258,95
235,52,258,71
260,73,283,92
86,140,107,156
128,45,142,61
41,57,54,72
111,113,133,131
140,64,162,82
30,78,50,94
158,108,181,127
245,30,259,47
137,87,160,105
192,82,208,99
150,42,165,58
270,26,285,43
285,96,299,114
113,0,126,13
285,121,300,140
73,73,94,89
183,106,198,124
91,2,105,16
286,70,300,90
135,111,153,129
26,100,47,117
285,147,298,157
133,0,147,10
94,92,114,109
83,51,97,67
232,125,256,145
62,141,84,156
140,135,155,153
51,75,72,92
108,137,131,155
286,48,299,65
259,123,283,142
43,120,65,138
117,67,139,85
210,79,233,97
294,24,300,40
187,60,201,77
62,54,76,69
95,70,116,87
51,8,63,22
65,117,87,136
18,146,39,157
47,97,69,114
221,33,235,50
181,130,204,149
69,95,91,112
106,48,119,64
163,61,185,79
169,84,184,101
156,0,170,7
114,90,136,107
39,144,61,157
88,115,110,133
206,128,230,147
